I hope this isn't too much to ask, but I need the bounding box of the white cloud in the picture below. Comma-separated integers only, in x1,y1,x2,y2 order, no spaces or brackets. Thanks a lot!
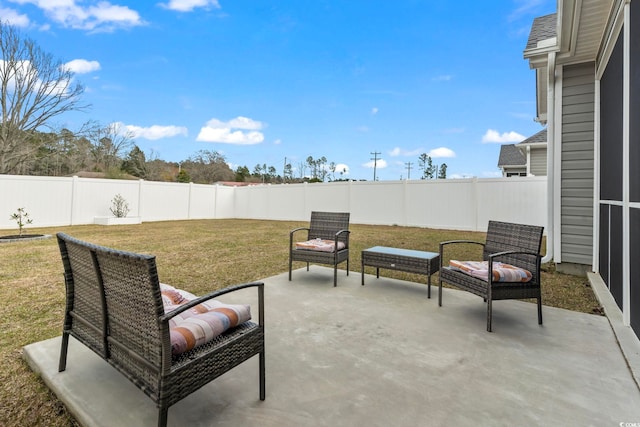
428,147,456,158
227,116,263,130
274,139,282,145
121,123,188,140
0,7,30,27
363,159,388,169
160,0,221,12
13,0,144,31
389,147,424,157
63,59,101,74
371,107,379,115
482,129,525,143
357,125,369,132
482,170,504,178
196,116,265,145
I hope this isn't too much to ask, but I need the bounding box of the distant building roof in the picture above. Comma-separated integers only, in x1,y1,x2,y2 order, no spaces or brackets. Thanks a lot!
498,144,526,167
517,128,547,145
525,13,557,50
70,171,139,180
215,181,261,187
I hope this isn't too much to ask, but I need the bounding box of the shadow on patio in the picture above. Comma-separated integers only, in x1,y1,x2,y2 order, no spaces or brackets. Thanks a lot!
24,266,640,426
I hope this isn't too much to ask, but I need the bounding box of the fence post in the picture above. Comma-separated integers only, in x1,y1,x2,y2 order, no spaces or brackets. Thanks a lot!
404,179,410,226
213,184,218,219
138,179,144,219
188,182,193,219
472,177,479,231
303,182,308,220
70,175,78,226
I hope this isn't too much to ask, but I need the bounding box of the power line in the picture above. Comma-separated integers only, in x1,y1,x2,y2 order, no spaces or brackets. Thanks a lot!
370,151,381,181
405,161,413,180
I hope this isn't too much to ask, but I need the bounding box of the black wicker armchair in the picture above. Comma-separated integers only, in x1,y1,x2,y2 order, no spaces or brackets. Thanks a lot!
438,221,544,332
57,233,265,427
289,211,350,286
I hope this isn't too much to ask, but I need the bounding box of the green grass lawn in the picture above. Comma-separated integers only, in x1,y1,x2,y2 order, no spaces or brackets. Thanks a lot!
0,219,602,426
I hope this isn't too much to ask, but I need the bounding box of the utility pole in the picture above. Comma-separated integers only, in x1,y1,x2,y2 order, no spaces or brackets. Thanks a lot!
405,162,413,180
370,151,381,181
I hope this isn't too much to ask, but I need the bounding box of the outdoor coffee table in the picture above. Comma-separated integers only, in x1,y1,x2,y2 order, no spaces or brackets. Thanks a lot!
361,246,440,298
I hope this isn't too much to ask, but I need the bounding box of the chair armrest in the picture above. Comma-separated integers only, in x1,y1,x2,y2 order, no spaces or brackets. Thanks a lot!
290,227,310,248
487,249,541,268
440,239,484,247
290,227,309,235
160,282,265,327
439,240,484,257
489,251,542,258
487,249,541,261
335,229,350,248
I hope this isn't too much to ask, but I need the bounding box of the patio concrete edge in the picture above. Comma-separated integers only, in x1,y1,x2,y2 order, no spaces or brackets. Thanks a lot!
588,271,640,391
23,337,97,427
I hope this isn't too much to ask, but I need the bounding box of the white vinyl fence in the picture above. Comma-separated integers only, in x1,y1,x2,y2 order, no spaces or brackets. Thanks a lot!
0,175,547,232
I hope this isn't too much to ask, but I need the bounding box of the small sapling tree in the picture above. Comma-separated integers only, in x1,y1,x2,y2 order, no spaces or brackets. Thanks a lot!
10,207,33,236
109,194,130,218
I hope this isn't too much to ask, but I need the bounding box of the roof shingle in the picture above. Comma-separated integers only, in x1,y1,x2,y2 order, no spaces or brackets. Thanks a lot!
498,144,526,167
525,13,557,51
517,128,547,145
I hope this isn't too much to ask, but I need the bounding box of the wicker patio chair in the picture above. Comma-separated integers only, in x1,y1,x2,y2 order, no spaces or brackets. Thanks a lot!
289,211,350,286
438,221,544,332
56,233,265,427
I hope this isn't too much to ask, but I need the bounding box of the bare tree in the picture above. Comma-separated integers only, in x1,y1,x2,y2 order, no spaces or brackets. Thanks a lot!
86,122,134,172
0,22,88,174
297,161,307,179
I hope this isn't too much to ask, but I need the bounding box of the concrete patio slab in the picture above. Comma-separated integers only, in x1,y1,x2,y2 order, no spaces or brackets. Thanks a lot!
24,266,640,427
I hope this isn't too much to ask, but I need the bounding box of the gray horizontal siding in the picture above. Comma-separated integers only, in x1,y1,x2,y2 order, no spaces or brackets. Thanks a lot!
530,148,547,176
560,62,595,266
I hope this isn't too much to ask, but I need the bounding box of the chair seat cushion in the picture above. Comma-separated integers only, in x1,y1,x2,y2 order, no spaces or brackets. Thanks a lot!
160,284,251,356
295,238,345,252
449,260,532,283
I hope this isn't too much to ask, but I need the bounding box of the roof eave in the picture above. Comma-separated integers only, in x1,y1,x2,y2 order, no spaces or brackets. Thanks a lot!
517,142,547,148
524,38,559,67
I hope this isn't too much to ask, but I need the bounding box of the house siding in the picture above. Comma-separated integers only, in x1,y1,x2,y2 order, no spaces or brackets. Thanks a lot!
561,63,595,266
529,148,547,176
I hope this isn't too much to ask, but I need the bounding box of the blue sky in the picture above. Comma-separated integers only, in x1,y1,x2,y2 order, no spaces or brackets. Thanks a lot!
1,0,556,180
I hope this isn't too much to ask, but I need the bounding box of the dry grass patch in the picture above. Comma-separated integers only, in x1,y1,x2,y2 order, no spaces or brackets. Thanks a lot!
0,219,602,426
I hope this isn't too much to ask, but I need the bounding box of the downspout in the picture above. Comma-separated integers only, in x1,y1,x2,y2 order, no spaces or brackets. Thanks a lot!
542,51,556,264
